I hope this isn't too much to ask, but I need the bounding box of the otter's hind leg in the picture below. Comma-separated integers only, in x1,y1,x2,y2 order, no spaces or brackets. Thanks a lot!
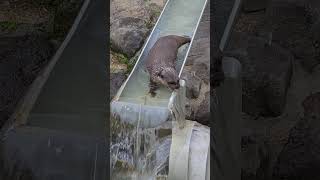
149,79,159,97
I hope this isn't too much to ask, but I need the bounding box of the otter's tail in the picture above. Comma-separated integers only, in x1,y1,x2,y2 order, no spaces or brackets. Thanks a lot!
174,35,191,47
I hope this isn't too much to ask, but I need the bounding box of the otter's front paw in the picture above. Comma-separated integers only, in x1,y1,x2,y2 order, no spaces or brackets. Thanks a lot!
149,80,158,97
149,90,157,97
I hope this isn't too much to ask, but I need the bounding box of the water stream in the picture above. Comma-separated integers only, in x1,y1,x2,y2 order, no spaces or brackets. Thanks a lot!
110,114,172,180
110,78,187,180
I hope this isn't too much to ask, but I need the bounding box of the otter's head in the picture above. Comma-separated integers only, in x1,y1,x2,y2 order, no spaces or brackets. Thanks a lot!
155,68,180,90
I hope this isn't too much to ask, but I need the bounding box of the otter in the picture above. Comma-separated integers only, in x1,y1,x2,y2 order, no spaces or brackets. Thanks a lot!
145,35,191,97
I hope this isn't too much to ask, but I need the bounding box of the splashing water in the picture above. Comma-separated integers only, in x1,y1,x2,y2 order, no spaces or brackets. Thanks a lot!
110,112,173,180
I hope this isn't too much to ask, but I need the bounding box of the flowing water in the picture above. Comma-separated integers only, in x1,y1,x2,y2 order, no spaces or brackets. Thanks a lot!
110,115,172,180
111,79,187,179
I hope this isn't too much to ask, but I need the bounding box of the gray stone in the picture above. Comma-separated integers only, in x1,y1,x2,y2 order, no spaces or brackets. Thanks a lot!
273,92,320,179
111,0,150,24
110,73,127,100
191,52,210,84
186,39,209,66
110,17,149,57
194,91,210,125
181,71,201,99
226,33,293,117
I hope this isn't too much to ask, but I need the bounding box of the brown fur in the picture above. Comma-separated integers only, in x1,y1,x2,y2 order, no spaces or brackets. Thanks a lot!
146,35,191,97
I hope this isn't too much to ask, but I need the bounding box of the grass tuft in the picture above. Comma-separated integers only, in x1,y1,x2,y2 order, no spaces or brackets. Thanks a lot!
0,21,18,31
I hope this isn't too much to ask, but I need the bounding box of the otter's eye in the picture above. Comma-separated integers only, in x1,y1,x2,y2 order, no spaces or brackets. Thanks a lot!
159,74,164,78
168,82,175,85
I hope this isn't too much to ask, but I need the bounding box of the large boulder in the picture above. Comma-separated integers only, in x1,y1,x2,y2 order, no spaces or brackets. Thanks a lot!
110,17,149,58
226,33,293,117
111,0,150,24
110,0,166,57
183,47,210,125
186,39,209,66
191,48,210,85
194,91,210,125
181,71,201,99
185,84,210,126
273,92,320,179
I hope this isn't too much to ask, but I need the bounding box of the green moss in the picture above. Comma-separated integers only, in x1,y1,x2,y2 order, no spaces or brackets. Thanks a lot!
0,21,18,31
111,51,134,74
145,19,154,29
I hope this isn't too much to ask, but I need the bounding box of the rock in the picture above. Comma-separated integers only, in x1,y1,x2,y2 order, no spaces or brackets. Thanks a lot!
148,0,167,8
111,0,165,24
191,49,210,84
110,0,166,57
147,1,164,25
273,92,320,179
182,5,210,125
187,39,210,66
226,33,293,117
0,34,54,127
185,84,210,126
110,17,149,57
111,0,150,24
110,73,127,100
194,91,210,125
181,71,201,99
